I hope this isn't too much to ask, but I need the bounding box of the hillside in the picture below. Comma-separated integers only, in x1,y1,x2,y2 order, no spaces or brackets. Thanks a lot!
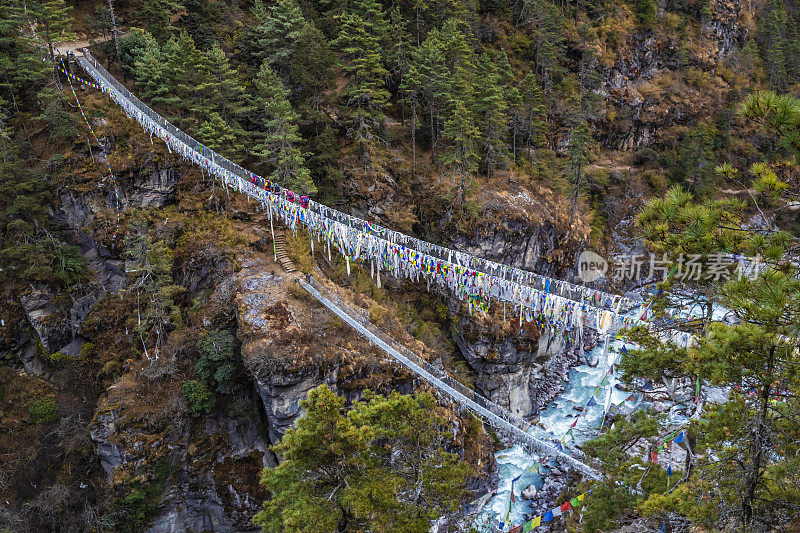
3,0,800,530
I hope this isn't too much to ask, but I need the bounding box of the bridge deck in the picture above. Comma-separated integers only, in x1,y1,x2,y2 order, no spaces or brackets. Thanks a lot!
299,277,602,480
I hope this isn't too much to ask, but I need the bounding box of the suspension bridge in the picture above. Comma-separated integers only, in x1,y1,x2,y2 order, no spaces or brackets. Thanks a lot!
57,47,675,479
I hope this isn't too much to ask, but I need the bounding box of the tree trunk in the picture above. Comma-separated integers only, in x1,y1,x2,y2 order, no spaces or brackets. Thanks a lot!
411,102,417,179
430,99,436,165
48,40,62,93
566,165,582,238
742,345,775,525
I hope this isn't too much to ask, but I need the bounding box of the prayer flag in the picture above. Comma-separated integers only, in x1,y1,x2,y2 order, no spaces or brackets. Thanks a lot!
674,432,684,444
570,497,580,508
510,527,522,533
587,397,598,407
561,501,571,513
531,516,541,527
552,506,562,518
667,464,672,477
651,451,659,463
523,520,533,532
577,493,585,502
542,511,554,523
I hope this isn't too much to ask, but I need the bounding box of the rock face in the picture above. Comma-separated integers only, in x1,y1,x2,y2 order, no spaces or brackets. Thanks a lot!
119,154,180,209
450,222,563,276
89,408,126,482
254,365,339,445
12,153,179,372
596,0,747,151
453,320,583,419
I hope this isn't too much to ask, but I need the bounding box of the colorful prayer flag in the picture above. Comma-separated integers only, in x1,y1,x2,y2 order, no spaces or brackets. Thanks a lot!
674,432,684,444
561,501,571,513
587,397,598,407
531,516,541,528
542,511,554,522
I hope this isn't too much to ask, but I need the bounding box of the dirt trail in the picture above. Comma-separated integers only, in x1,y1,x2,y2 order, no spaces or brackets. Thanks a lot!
56,33,129,56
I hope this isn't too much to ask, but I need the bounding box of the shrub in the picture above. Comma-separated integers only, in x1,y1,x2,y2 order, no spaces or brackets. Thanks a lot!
80,342,96,359
635,0,657,28
182,380,214,417
28,397,59,424
196,330,238,394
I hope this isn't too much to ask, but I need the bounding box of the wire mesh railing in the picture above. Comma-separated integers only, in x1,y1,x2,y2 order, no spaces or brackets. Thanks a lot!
299,276,602,479
75,50,641,335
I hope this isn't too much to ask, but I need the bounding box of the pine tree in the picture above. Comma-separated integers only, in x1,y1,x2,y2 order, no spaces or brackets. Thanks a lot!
441,68,479,205
473,52,509,178
291,23,336,102
194,42,250,129
352,0,390,51
168,31,206,124
760,0,789,91
140,0,183,42
257,0,307,76
405,28,446,164
196,112,243,160
518,73,545,161
441,94,478,178
254,386,471,532
15,0,74,91
333,2,390,163
566,119,593,236
252,62,316,194
134,37,181,117
0,0,49,109
530,0,564,94
387,6,413,98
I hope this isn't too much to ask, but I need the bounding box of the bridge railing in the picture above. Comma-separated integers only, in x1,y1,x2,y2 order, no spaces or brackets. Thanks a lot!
299,277,601,479
304,277,531,428
75,50,642,331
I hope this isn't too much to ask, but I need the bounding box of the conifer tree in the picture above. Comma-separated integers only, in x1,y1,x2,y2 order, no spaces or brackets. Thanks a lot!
352,0,390,51
506,83,523,163
252,62,316,194
519,72,546,162
441,70,479,204
134,37,180,114
760,0,789,91
161,31,206,125
441,95,478,179
566,119,593,236
254,386,471,532
405,28,446,164
473,52,509,178
0,0,48,109
387,6,413,97
257,0,307,75
529,0,564,94
196,112,243,160
195,42,250,129
15,0,74,91
333,0,390,163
